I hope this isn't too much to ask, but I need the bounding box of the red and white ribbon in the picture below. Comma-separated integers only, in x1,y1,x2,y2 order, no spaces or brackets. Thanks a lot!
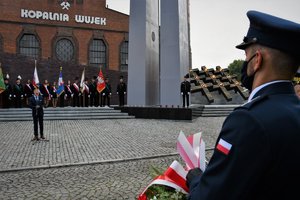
138,131,206,199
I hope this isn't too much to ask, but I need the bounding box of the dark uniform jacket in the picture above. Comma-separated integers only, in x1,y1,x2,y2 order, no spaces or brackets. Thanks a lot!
12,83,24,98
24,83,34,98
64,84,73,98
181,81,191,94
188,82,300,200
29,95,44,117
103,83,111,96
117,82,127,95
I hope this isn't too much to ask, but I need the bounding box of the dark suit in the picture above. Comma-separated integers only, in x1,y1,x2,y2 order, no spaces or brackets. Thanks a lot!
181,80,191,107
117,82,126,106
188,82,300,200
102,83,111,107
2,83,12,108
12,83,24,108
29,95,44,138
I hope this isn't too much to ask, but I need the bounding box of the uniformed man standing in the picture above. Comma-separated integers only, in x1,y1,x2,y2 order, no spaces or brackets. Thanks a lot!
89,76,98,107
180,75,191,108
29,88,45,141
116,76,126,106
40,80,51,108
64,80,73,107
24,79,34,106
102,78,111,107
71,77,80,107
2,77,12,108
81,78,90,107
186,10,300,200
12,77,24,108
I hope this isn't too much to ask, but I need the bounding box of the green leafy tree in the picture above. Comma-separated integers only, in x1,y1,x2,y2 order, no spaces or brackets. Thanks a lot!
228,59,244,81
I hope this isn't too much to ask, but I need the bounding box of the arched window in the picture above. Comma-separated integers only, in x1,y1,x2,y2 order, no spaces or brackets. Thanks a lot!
55,38,74,62
120,41,128,72
89,39,107,68
19,34,40,59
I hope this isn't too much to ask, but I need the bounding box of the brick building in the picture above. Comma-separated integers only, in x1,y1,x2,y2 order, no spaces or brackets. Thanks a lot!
0,0,129,105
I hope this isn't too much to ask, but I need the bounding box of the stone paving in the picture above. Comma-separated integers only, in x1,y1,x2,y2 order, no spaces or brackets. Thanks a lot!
0,117,225,199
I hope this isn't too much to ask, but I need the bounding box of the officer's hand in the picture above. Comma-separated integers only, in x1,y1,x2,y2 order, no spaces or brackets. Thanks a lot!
36,105,40,109
109,93,112,96
102,93,105,96
188,92,190,95
117,92,119,95
124,92,126,95
88,95,90,98
186,168,203,189
181,92,183,95
71,94,74,97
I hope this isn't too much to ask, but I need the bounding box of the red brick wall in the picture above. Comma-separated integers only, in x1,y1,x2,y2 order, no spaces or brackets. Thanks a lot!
0,0,129,105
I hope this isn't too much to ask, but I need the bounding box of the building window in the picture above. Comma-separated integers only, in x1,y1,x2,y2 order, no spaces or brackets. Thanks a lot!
120,41,128,72
89,39,107,68
55,38,74,62
19,34,40,59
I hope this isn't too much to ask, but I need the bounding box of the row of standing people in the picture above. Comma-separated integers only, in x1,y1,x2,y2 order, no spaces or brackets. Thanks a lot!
1,76,127,108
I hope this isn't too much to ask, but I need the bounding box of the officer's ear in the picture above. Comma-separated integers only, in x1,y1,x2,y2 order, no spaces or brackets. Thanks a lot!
253,50,263,72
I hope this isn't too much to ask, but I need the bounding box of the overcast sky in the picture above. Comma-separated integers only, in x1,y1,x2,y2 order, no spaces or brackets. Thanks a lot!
106,0,300,69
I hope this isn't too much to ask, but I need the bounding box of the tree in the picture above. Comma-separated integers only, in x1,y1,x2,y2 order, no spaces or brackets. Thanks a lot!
228,59,244,81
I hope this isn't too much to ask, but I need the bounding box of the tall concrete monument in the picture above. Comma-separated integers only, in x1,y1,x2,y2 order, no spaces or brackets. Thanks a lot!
160,0,191,106
128,0,191,106
127,0,160,105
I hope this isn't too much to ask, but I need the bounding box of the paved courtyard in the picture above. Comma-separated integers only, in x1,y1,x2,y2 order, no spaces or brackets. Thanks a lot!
0,117,225,199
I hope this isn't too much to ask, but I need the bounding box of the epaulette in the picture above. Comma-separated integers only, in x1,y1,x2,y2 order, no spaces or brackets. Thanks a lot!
235,95,268,110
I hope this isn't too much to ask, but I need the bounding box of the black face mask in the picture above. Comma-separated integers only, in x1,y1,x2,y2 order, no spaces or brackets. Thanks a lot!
241,54,256,91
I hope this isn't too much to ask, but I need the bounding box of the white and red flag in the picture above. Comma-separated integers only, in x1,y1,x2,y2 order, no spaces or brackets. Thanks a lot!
216,138,232,155
97,68,106,93
32,60,39,88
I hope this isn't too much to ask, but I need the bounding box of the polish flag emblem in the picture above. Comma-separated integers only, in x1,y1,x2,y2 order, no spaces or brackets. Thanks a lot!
216,138,232,155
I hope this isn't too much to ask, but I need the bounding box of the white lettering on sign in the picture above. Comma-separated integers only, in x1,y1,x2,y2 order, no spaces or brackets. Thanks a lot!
21,9,69,22
20,9,106,26
75,15,106,25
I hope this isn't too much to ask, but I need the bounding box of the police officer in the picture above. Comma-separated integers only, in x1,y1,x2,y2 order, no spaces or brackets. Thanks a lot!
186,11,300,200
116,76,126,106
2,77,12,108
180,75,191,108
102,78,111,107
29,88,45,141
12,77,24,108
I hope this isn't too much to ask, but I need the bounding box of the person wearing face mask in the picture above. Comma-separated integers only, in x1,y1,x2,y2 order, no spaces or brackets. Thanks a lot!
186,10,300,200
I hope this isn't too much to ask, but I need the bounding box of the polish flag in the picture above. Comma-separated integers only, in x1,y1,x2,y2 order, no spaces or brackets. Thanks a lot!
97,68,106,93
216,138,232,155
32,60,39,88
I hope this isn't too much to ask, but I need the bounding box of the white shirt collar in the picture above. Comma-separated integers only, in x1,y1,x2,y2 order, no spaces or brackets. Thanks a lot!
248,80,291,102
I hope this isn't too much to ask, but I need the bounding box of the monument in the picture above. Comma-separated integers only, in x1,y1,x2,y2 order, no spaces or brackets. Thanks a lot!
127,0,160,106
160,0,191,106
127,0,191,106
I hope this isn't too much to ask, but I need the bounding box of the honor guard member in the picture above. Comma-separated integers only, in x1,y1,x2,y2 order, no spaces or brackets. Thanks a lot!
24,79,34,106
64,80,73,107
29,88,45,141
40,80,51,108
50,81,58,108
12,76,24,108
116,76,127,106
180,75,191,108
71,77,80,107
102,78,111,107
186,10,300,200
81,78,90,107
89,76,98,107
2,77,12,108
